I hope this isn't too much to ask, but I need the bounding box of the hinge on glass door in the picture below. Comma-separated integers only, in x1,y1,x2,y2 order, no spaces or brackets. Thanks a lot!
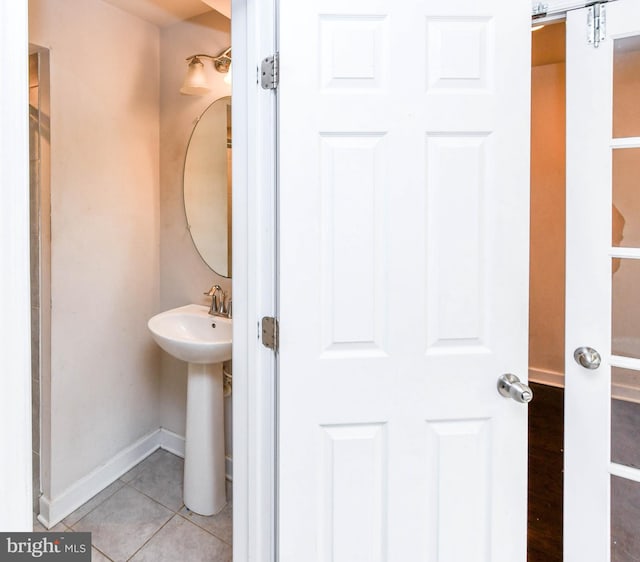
587,3,607,48
531,2,548,19
261,316,279,351
261,54,279,90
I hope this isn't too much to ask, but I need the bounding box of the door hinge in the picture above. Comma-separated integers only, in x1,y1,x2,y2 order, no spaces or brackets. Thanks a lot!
531,2,548,19
261,54,279,90
261,316,279,351
587,3,607,48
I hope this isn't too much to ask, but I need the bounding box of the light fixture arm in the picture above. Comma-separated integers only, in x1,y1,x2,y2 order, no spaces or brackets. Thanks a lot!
185,47,231,73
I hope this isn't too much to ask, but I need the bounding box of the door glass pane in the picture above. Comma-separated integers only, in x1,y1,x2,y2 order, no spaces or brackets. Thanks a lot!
612,475,640,561
611,36,640,562
612,148,640,248
611,367,640,467
613,36,640,138
612,259,640,358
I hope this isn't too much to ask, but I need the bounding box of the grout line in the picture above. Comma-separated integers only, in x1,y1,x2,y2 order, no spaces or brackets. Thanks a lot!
124,451,187,513
177,505,233,546
83,483,175,562
64,479,128,530
70,448,167,529
124,480,185,514
125,513,178,562
69,452,233,559
92,544,115,562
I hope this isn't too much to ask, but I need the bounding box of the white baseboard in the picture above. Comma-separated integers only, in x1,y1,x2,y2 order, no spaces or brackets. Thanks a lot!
528,366,640,403
38,427,234,529
158,427,185,458
611,384,640,404
38,428,162,528
528,367,565,388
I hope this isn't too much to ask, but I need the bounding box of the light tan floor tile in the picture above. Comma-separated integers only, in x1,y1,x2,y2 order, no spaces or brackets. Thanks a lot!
64,480,125,527
73,486,172,562
129,450,184,511
119,448,164,483
40,449,232,560
130,514,231,562
179,502,232,545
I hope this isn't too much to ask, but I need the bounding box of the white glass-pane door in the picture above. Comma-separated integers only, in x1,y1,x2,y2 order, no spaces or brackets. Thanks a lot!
610,31,640,562
566,3,640,561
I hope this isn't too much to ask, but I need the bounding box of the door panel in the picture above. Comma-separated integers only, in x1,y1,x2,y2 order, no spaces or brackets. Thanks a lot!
612,258,640,359
612,35,640,138
612,148,640,249
612,475,640,561
566,2,640,560
277,1,531,559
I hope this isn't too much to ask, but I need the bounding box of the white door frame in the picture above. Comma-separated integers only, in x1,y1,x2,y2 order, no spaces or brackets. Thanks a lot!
0,0,33,532
231,0,278,559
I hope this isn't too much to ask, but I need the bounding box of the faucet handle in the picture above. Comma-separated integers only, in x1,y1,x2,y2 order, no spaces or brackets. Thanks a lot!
204,284,222,297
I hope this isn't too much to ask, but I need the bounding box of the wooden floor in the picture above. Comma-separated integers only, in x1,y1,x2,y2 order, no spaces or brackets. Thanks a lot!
528,382,564,562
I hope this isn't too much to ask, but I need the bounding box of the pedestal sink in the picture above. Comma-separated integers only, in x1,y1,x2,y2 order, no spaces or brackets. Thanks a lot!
147,304,232,516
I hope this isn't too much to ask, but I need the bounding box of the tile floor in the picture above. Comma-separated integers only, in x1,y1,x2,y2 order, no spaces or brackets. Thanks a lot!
33,449,232,562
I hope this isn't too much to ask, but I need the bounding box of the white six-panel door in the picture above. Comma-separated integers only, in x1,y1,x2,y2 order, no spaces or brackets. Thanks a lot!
565,2,640,560
277,0,531,559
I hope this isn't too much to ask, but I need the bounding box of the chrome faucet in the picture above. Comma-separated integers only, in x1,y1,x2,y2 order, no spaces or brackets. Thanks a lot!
204,284,231,318
204,284,223,316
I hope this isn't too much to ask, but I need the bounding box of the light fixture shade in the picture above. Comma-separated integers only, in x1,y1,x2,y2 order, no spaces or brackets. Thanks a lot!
180,58,210,96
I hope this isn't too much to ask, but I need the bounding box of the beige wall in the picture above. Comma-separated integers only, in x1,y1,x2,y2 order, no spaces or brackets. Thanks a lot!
158,11,231,436
529,62,566,378
29,0,161,498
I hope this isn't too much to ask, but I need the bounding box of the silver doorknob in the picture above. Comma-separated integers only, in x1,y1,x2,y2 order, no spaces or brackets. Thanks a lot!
497,374,533,404
573,346,601,370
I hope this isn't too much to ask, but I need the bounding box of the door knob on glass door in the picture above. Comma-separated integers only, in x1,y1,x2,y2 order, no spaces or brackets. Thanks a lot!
573,346,601,370
497,373,534,404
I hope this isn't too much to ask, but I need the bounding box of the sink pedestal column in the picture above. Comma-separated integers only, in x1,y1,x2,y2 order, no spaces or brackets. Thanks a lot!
184,362,226,516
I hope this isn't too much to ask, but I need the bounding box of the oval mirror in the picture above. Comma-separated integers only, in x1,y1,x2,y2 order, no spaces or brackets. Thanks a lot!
183,96,232,278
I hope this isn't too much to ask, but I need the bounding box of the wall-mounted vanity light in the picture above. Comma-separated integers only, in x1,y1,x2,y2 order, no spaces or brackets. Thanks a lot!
180,47,231,95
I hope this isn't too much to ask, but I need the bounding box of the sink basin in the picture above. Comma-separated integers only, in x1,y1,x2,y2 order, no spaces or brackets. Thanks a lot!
147,303,232,515
147,304,232,364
